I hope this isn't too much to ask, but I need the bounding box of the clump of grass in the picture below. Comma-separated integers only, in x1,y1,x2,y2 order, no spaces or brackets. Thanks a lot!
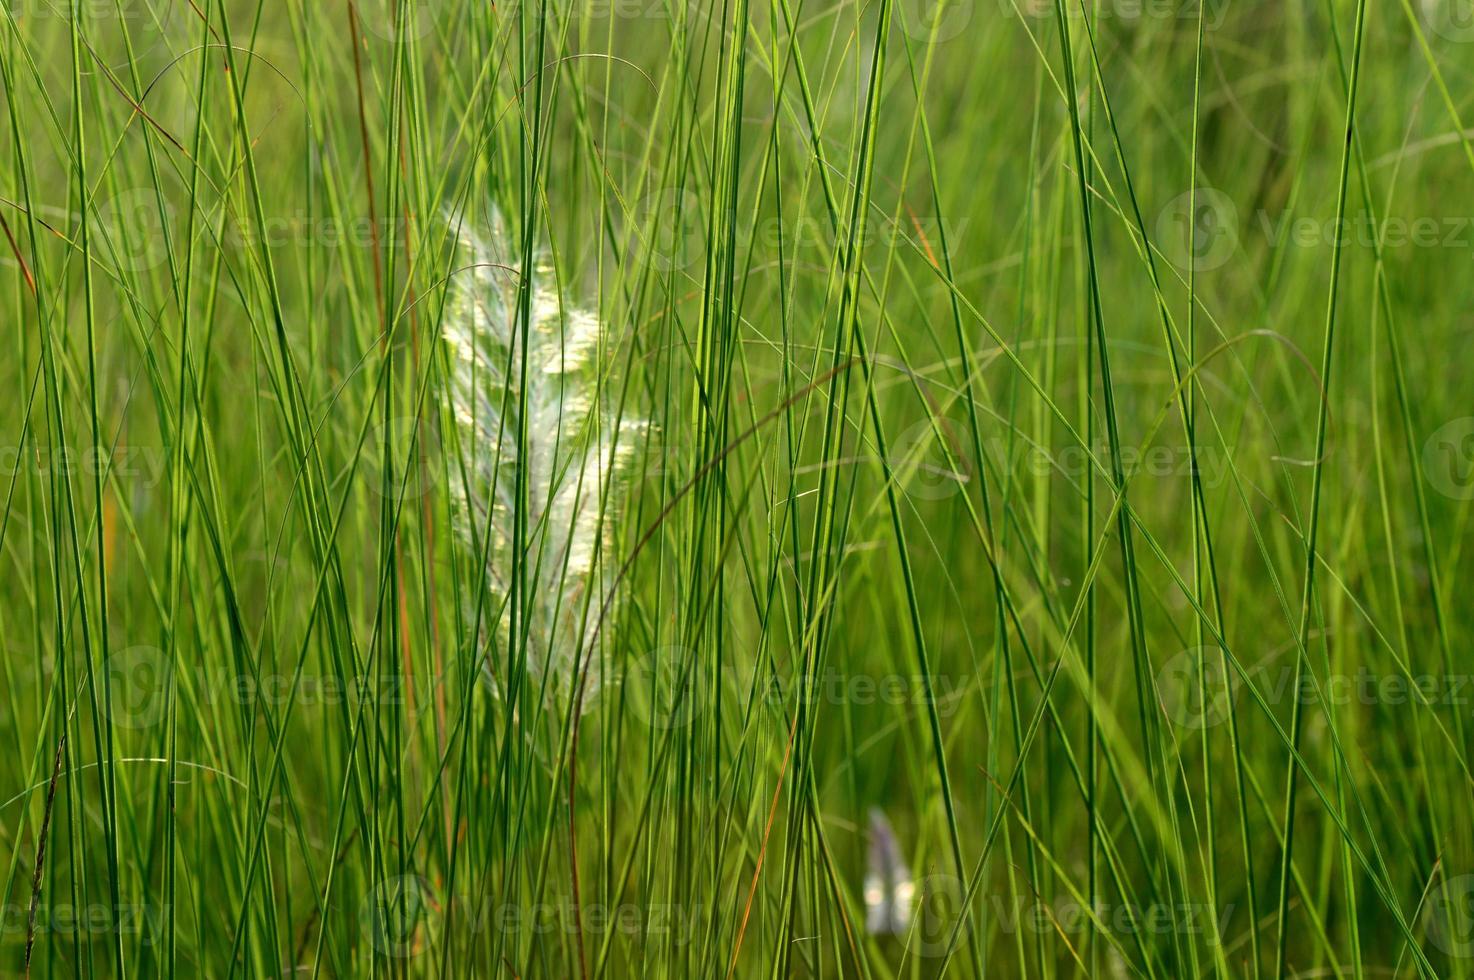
2,0,1474,976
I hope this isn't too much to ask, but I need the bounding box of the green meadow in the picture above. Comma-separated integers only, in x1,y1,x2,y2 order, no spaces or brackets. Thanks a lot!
3,0,1474,975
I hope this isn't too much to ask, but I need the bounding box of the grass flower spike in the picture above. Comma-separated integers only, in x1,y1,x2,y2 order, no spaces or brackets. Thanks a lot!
441,210,642,710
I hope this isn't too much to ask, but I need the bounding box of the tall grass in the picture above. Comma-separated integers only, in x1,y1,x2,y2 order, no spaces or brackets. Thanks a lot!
2,0,1474,975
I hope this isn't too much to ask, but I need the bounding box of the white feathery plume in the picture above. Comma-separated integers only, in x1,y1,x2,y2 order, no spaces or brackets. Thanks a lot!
441,209,643,708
